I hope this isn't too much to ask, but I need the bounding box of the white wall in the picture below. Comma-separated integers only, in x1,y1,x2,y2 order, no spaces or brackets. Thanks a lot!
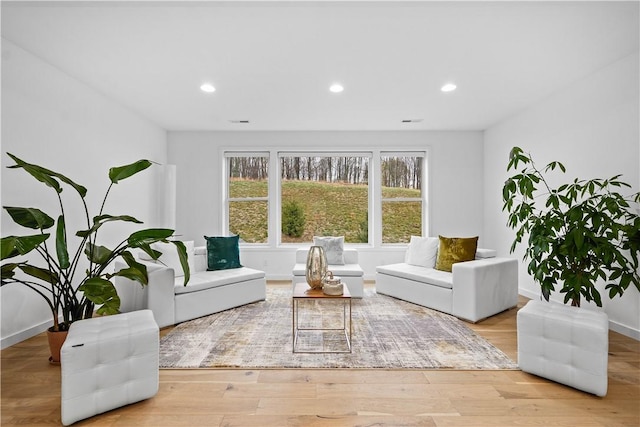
484,52,640,339
168,130,485,279
1,40,168,348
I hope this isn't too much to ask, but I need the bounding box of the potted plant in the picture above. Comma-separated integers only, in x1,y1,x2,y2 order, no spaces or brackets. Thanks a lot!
1,153,190,363
502,146,640,307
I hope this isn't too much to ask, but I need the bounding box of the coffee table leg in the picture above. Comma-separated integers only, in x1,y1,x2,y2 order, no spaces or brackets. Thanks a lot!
349,299,352,352
292,298,297,353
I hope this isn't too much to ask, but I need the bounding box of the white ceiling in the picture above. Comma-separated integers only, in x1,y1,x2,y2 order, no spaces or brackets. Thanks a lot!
2,1,638,131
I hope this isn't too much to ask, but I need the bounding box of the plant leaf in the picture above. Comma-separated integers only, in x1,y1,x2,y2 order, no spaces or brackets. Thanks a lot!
109,159,152,184
111,250,149,286
3,207,55,230
171,240,191,286
127,228,175,247
79,278,120,315
7,153,87,197
1,234,49,260
84,243,113,265
56,215,70,269
1,263,19,281
18,264,59,285
137,244,162,261
573,229,584,250
76,214,143,238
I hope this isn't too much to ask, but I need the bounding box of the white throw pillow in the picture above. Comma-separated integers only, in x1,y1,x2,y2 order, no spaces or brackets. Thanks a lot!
313,236,345,265
151,240,195,277
405,236,439,268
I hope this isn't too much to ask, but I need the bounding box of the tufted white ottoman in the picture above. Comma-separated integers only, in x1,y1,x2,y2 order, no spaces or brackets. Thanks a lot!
517,299,608,396
60,310,159,425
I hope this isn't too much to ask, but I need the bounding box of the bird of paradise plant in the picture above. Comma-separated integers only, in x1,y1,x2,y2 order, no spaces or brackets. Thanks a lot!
1,153,189,339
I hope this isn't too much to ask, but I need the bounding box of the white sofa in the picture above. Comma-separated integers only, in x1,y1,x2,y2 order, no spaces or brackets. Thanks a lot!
376,248,518,322
292,248,364,298
114,245,266,328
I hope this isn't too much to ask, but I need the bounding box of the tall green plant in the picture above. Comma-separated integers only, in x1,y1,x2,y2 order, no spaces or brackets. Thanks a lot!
502,147,640,307
1,153,190,331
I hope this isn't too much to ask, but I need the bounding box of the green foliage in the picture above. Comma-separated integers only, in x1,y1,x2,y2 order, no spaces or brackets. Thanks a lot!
282,200,306,238
502,146,640,307
1,153,190,331
355,215,369,243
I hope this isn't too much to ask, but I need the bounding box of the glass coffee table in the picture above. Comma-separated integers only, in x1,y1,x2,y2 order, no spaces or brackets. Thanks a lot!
292,283,352,353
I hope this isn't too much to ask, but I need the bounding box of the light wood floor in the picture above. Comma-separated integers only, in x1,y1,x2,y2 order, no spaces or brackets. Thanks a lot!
2,283,639,427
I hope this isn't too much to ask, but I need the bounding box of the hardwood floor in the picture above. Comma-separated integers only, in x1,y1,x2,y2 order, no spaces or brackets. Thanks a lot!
2,283,639,426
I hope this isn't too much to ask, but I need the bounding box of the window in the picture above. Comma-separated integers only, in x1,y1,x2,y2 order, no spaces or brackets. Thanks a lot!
223,149,427,246
279,153,370,244
380,153,424,243
225,153,269,243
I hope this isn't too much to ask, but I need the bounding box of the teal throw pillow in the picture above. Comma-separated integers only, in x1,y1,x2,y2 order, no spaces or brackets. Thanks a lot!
204,235,242,271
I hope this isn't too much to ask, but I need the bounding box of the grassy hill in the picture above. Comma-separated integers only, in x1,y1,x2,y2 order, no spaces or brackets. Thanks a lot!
229,179,421,243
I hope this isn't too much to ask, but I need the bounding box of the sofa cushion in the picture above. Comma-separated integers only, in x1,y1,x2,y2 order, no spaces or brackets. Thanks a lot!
435,236,478,272
205,235,242,271
475,248,497,259
405,236,439,268
313,236,345,265
174,267,264,294
376,263,453,289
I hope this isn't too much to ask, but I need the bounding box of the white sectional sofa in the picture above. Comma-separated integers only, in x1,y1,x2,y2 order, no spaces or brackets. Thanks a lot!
376,245,518,323
292,248,364,298
114,244,266,328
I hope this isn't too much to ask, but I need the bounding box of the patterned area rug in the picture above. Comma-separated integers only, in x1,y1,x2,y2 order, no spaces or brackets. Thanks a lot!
159,287,518,369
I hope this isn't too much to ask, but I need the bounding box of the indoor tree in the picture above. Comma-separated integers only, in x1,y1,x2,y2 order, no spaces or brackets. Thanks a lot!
502,146,640,307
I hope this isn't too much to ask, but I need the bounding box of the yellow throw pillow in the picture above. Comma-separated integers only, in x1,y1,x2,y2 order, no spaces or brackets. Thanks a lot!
435,236,479,272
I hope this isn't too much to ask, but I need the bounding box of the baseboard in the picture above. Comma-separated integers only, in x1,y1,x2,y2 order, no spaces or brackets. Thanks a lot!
609,321,640,341
518,288,640,341
519,288,542,302
1,320,51,350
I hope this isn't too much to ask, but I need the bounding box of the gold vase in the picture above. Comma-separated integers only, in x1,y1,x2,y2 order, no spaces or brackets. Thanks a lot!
305,246,328,290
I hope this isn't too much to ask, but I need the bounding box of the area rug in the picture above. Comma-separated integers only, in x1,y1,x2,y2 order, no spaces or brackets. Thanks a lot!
159,287,518,369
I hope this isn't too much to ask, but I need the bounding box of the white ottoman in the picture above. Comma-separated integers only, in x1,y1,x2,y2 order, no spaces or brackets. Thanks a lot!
517,299,608,396
60,310,159,425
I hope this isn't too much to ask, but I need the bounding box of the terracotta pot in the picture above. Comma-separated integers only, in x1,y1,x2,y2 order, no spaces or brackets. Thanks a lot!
47,328,69,365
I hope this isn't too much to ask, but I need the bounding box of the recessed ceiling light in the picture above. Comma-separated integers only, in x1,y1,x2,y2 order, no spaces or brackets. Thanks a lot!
441,83,457,93
329,83,344,93
200,83,216,93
